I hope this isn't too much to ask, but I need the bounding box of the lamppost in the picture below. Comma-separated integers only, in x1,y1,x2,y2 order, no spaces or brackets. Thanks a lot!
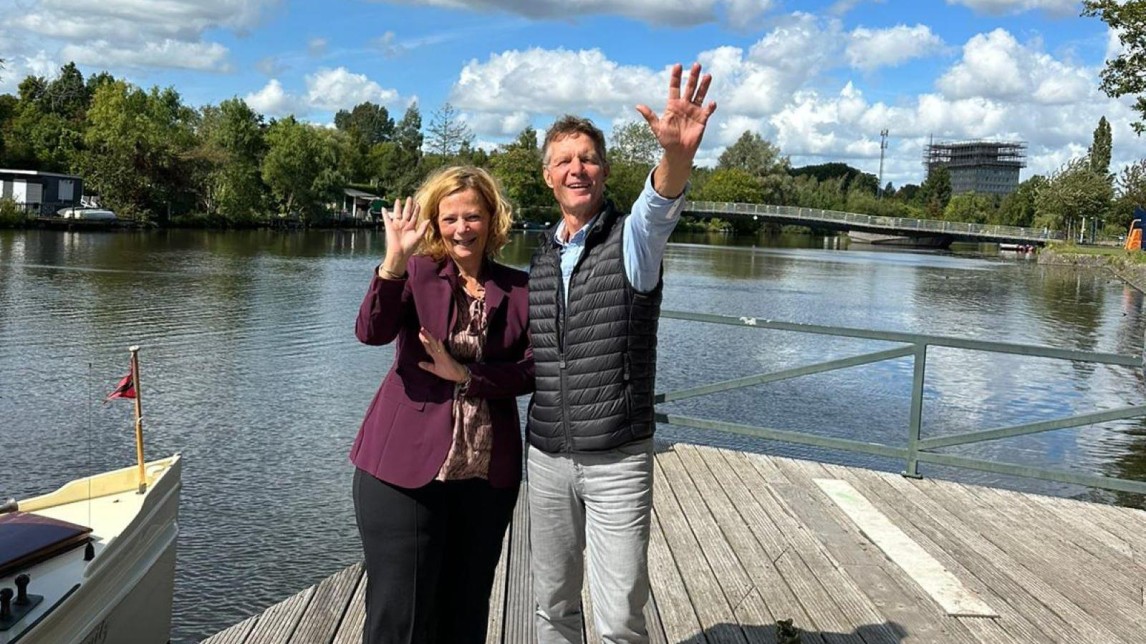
878,128,889,199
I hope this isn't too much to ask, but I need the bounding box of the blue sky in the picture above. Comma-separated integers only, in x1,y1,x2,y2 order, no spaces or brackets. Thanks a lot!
0,0,1137,186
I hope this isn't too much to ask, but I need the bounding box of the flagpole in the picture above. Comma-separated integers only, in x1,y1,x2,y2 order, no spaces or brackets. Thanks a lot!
130,345,146,494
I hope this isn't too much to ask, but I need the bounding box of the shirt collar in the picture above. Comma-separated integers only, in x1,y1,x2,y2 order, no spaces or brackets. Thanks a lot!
553,211,601,248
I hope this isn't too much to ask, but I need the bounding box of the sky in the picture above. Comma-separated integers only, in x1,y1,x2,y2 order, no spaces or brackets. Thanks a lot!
0,0,1138,188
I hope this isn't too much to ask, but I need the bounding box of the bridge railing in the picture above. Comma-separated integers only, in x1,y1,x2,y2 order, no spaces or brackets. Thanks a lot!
656,309,1146,495
684,201,1066,242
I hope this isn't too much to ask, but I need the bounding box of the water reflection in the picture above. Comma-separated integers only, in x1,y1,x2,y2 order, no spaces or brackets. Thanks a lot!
1,228,1144,643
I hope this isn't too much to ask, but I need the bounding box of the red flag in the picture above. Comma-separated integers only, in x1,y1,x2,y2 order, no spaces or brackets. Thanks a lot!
105,373,136,402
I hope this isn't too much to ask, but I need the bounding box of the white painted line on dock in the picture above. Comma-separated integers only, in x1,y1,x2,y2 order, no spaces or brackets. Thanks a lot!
813,478,999,618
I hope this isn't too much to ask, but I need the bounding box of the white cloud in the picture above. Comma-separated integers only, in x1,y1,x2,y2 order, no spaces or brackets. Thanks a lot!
245,69,401,117
369,0,774,26
245,79,302,118
452,48,662,117
305,67,399,111
946,0,1079,16
0,52,61,94
7,0,279,72
61,40,231,72
937,29,1091,105
307,38,328,56
846,24,944,71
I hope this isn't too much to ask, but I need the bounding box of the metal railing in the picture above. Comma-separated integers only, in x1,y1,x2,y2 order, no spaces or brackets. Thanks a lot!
683,201,1065,244
655,309,1146,495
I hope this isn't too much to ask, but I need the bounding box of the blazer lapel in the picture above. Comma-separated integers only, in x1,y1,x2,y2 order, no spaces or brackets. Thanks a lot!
429,259,456,341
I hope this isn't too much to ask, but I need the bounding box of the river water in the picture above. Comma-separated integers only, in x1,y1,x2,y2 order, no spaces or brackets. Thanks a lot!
1,229,1143,643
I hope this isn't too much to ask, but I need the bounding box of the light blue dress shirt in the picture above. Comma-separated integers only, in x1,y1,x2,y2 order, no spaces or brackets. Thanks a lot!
552,172,687,303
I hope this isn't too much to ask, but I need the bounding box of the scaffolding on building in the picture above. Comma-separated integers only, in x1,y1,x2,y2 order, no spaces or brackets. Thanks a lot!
923,140,1027,195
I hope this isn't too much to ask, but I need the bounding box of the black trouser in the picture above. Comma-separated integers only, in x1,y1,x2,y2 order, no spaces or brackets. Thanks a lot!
352,468,519,644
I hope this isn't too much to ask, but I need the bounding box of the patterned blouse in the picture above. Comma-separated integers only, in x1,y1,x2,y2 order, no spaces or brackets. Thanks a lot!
436,282,493,481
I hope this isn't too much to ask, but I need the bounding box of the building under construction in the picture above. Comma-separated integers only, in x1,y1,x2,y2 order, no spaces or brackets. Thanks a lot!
923,140,1027,195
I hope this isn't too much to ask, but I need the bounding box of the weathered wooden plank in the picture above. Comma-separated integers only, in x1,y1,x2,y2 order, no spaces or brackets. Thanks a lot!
737,451,903,644
647,498,707,643
841,464,1113,644
778,457,979,644
716,450,866,644
917,479,1144,643
503,486,534,644
330,570,367,644
818,463,1051,644
659,447,773,635
486,529,511,644
201,613,259,644
692,447,828,644
241,586,314,643
287,562,363,644
651,454,749,644
962,483,1144,600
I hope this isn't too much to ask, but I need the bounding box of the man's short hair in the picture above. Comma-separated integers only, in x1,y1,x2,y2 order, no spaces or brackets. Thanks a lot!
542,115,608,167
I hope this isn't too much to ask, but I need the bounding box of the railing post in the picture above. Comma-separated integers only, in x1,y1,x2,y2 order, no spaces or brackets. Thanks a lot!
904,343,927,479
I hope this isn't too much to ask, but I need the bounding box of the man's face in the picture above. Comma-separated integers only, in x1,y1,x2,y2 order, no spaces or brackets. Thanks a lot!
543,133,609,221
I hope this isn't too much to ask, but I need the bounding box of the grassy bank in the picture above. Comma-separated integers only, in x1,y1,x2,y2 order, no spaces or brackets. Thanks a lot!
1040,243,1146,292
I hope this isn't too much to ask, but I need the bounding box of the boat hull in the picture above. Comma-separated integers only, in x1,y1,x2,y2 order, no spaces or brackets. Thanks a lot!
1,456,180,644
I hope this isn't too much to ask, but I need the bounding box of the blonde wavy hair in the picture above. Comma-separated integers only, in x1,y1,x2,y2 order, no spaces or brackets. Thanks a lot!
414,166,513,261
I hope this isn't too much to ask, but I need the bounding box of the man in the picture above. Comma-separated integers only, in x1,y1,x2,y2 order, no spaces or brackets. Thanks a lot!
526,62,716,643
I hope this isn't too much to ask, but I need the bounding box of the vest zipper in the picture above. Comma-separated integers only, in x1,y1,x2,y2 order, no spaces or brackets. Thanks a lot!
555,246,573,452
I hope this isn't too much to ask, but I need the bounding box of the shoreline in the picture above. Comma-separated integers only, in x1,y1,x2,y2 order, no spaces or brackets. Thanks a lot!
1037,246,1146,294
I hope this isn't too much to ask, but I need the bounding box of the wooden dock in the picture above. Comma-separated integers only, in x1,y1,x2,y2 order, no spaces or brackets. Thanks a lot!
203,443,1146,643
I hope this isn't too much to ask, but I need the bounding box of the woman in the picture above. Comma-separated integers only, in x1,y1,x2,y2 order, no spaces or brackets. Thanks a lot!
350,166,532,643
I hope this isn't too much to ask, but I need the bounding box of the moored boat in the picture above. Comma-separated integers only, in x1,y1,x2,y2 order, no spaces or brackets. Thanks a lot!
0,455,181,644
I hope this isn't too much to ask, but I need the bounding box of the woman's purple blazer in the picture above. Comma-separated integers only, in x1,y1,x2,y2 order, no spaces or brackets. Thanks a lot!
350,255,533,490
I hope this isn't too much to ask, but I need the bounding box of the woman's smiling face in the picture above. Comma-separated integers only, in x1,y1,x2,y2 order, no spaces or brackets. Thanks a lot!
436,188,490,269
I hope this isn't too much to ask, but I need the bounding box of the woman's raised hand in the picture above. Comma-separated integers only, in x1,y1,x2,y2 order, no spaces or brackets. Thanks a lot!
381,196,429,276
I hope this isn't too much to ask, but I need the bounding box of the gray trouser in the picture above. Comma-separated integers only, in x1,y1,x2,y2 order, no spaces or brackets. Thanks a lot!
527,439,654,644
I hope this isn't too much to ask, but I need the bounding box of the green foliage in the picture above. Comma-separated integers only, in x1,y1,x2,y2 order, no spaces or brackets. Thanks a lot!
77,81,198,222
790,162,878,195
1090,116,1113,176
994,176,1043,227
943,193,996,224
334,102,394,147
370,104,424,197
606,121,659,213
488,127,551,224
1035,157,1114,235
194,98,269,224
1084,1,1146,133
695,167,767,234
1112,159,1146,232
718,131,794,204
610,121,659,167
262,117,350,223
918,166,952,216
0,198,25,227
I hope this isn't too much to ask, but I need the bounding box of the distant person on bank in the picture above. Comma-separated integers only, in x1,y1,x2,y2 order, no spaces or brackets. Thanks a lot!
350,166,533,643
525,63,717,643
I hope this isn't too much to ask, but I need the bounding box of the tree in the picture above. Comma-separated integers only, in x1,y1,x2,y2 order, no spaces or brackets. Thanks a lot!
370,103,423,197
262,118,353,223
1084,1,1146,132
694,167,767,234
994,176,1044,227
425,102,472,158
718,131,794,204
194,98,268,224
1035,157,1114,238
1112,159,1146,231
489,127,549,224
334,102,394,147
1089,116,1113,177
609,121,659,167
943,193,996,224
917,166,952,218
78,81,198,221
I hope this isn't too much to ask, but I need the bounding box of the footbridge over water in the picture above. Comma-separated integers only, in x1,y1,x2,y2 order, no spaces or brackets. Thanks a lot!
684,201,1064,246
